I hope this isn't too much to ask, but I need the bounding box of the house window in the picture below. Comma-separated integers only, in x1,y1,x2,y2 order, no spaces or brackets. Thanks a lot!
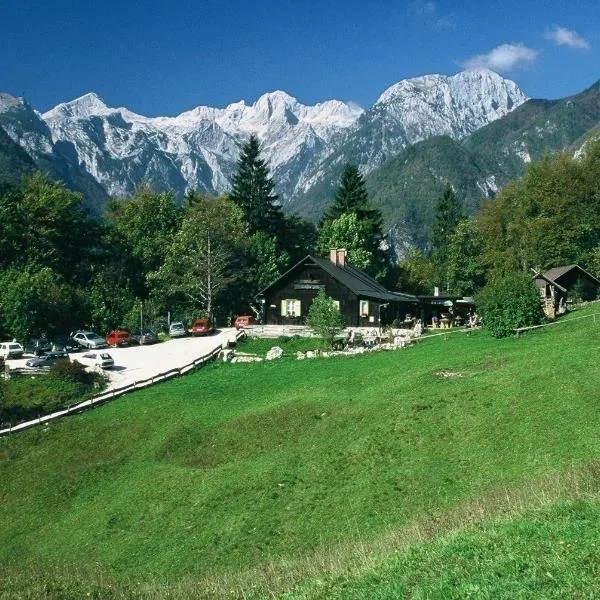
281,299,301,317
332,300,340,310
359,300,369,317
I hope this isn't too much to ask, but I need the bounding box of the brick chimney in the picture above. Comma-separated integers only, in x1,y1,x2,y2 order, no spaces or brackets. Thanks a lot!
329,248,347,267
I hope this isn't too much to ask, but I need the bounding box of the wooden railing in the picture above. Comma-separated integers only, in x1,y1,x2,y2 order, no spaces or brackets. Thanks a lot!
0,331,246,437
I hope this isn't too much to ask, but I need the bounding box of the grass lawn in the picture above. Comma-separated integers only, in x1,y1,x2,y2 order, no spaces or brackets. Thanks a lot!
236,334,326,356
1,305,600,597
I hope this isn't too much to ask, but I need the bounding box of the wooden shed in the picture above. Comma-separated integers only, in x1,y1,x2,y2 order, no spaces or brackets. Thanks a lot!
534,264,600,318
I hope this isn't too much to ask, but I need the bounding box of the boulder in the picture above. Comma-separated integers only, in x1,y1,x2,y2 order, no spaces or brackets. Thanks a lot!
266,346,284,360
231,355,263,363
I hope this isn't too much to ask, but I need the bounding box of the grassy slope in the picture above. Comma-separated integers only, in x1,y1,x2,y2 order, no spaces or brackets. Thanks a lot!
1,306,600,597
285,498,600,599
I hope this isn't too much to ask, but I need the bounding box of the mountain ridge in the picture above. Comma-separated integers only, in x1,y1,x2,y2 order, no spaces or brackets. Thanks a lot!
0,69,527,207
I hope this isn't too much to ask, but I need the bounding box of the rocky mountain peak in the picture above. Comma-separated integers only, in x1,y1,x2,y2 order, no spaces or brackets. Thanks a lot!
43,92,110,120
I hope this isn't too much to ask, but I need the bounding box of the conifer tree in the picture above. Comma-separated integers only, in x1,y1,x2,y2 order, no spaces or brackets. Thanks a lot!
431,184,463,256
320,164,385,276
229,135,285,239
430,184,463,290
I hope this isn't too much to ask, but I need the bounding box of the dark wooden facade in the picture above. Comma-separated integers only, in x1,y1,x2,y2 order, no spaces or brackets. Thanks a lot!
258,253,419,327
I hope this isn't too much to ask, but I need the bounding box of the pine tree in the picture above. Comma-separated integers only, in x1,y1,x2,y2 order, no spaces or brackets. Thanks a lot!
430,184,463,289
431,184,463,256
320,164,386,277
229,135,285,239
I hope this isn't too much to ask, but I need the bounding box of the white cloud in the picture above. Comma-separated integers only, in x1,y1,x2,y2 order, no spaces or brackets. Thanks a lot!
546,26,590,50
407,1,456,29
461,43,538,72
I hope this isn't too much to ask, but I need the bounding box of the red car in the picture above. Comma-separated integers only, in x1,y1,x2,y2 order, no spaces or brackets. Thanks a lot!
190,319,214,336
234,315,256,330
106,330,134,347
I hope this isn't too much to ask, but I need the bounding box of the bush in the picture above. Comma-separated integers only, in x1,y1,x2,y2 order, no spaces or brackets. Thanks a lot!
306,290,345,349
49,359,102,386
476,272,545,338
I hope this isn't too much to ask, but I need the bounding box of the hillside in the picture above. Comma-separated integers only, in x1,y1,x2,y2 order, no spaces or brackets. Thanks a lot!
1,306,600,597
362,79,600,248
0,125,36,188
0,93,109,215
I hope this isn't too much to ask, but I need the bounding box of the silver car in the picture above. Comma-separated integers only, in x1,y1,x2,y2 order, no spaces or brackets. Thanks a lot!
169,322,186,338
72,331,108,349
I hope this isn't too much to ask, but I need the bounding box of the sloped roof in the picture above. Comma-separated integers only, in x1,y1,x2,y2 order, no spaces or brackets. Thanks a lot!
532,268,567,293
258,255,418,302
543,264,600,286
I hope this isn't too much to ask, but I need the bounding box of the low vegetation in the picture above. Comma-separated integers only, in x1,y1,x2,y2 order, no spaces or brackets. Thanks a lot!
0,360,106,427
0,305,599,597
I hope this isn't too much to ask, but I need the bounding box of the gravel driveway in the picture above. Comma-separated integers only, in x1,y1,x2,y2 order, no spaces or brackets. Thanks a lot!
5,329,237,391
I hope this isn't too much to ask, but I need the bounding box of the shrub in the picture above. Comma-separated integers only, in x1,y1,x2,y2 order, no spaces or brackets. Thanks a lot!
49,359,106,388
306,290,345,349
476,272,545,338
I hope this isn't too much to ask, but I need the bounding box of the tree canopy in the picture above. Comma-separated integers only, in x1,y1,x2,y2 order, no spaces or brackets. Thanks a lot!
320,164,386,277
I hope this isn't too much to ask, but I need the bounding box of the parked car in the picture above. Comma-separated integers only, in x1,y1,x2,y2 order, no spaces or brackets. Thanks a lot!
75,352,114,370
190,318,215,336
169,322,186,338
0,341,24,359
234,315,256,330
25,338,52,356
106,330,134,347
132,330,158,345
25,351,69,368
52,335,83,353
72,331,108,349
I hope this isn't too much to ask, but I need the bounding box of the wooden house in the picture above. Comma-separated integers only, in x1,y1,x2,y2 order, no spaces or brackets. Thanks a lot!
533,264,600,318
257,249,419,327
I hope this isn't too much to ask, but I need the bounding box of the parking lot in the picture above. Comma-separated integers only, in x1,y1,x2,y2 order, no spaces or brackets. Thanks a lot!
5,329,237,390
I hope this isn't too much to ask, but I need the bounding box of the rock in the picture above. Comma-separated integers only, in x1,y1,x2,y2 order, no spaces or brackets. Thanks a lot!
266,346,284,360
231,355,263,363
221,349,234,362
305,351,315,359
296,351,305,360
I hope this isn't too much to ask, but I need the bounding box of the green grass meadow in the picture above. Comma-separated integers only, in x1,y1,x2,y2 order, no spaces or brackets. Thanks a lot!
2,306,600,598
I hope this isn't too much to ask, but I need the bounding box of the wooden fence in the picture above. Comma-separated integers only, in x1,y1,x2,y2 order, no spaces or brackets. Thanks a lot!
0,331,246,437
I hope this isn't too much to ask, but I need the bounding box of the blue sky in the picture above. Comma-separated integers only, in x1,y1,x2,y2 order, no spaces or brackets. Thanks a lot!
2,0,599,115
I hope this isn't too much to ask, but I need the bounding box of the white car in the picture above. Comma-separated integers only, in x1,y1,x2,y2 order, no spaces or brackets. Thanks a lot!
75,352,114,370
72,331,108,349
169,322,186,338
0,341,24,359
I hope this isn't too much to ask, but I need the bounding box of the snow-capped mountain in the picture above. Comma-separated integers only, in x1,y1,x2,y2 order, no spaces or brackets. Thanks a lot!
42,91,363,200
2,69,527,211
0,92,109,212
294,70,528,197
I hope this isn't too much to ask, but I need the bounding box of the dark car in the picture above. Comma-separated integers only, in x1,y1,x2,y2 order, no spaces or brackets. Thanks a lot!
132,330,158,345
52,335,83,353
25,338,52,356
25,351,69,368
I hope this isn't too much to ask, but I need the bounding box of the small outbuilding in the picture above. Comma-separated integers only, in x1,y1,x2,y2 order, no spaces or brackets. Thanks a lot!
257,249,419,327
533,264,600,318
